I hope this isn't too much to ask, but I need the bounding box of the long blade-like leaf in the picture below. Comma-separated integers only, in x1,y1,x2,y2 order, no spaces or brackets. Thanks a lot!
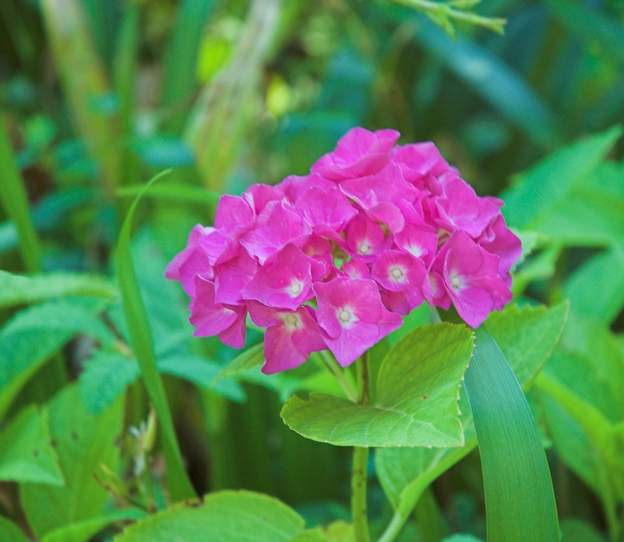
464,329,559,542
0,123,41,272
115,170,196,501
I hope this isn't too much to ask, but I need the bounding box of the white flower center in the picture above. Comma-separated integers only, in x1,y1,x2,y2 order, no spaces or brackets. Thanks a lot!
286,278,304,297
389,264,406,283
281,312,303,331
336,305,357,328
357,240,371,255
407,243,422,257
449,270,465,292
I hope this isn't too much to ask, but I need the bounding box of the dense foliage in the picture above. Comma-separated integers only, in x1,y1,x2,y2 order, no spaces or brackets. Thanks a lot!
0,1,623,541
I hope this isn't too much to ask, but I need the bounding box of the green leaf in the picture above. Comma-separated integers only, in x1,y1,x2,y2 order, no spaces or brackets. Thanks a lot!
0,405,63,485
376,303,567,539
564,246,624,325
117,182,219,209
281,323,473,448
213,342,265,382
0,122,42,271
115,490,306,542
442,536,483,542
464,329,559,542
20,385,124,538
0,516,29,542
502,127,622,231
115,171,195,500
41,509,146,542
0,297,111,418
0,271,117,309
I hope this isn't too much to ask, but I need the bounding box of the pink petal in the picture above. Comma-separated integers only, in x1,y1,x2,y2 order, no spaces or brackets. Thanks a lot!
242,244,314,309
215,195,255,238
214,249,258,305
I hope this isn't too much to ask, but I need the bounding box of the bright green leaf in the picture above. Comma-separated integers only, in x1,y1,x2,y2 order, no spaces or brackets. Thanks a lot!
0,406,63,486
502,127,621,230
0,271,117,309
20,385,124,538
41,508,146,542
464,330,559,542
281,323,473,448
115,490,305,542
0,516,29,542
0,297,110,418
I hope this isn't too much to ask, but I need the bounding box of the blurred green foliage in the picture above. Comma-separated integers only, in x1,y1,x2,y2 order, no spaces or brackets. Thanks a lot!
0,0,623,540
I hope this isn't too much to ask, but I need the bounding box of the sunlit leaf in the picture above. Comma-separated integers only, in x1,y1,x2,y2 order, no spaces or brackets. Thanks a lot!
281,323,473,448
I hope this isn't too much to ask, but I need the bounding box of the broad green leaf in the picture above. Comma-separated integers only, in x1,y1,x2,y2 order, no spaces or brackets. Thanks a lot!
115,171,195,500
502,127,621,230
0,297,110,418
0,516,29,542
0,405,63,486
376,304,566,537
410,18,560,149
41,508,146,542
443,536,483,542
20,385,124,538
115,490,305,542
213,342,265,382
564,246,624,325
281,323,473,448
464,329,559,542
0,271,117,309
288,529,327,542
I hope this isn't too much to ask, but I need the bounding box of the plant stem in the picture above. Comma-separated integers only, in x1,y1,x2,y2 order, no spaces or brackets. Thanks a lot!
352,355,371,542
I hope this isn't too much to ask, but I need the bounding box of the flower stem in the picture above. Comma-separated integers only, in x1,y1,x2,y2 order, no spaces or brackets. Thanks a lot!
319,350,358,402
352,355,371,542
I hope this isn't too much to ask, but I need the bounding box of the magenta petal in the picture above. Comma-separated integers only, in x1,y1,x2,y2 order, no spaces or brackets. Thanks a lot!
240,200,311,263
242,244,313,309
214,249,258,305
190,278,239,336
295,186,357,233
215,195,255,238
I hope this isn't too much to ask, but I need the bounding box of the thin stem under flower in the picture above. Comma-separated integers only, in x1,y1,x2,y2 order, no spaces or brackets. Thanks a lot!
352,354,371,542
319,350,358,402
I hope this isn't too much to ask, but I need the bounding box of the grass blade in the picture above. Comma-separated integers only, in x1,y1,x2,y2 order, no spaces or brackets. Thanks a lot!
185,0,281,190
161,0,216,133
115,170,196,501
0,123,42,272
41,0,120,198
464,329,559,542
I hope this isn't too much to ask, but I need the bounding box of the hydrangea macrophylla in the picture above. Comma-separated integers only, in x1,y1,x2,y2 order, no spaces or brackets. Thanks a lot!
167,126,521,374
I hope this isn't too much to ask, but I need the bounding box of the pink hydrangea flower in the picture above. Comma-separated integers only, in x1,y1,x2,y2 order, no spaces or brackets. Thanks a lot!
432,232,512,328
167,126,521,374
242,244,315,310
312,127,399,180
190,277,247,348
248,302,325,374
314,278,402,366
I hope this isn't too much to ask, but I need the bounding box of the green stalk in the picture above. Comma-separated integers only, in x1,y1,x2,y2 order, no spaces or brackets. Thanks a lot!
0,123,41,272
185,0,280,191
161,0,216,133
41,0,120,199
116,171,196,501
113,0,141,189
352,355,371,542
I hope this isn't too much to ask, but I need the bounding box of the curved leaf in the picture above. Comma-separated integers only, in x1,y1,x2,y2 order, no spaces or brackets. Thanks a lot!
281,323,473,448
464,329,559,542
115,490,305,542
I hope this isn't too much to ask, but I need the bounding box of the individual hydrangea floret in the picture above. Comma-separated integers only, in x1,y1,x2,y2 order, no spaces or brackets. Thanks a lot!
167,127,521,374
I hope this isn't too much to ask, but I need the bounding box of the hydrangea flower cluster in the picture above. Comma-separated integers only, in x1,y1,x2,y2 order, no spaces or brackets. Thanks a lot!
166,128,521,373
